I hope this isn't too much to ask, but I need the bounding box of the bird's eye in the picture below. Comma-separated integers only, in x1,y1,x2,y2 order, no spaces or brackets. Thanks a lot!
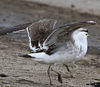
86,34,87,35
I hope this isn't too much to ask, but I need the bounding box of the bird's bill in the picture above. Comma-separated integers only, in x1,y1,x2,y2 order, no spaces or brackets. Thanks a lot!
87,34,91,37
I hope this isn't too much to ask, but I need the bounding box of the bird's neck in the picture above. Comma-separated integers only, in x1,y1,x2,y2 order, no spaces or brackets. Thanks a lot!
71,31,80,47
79,38,87,50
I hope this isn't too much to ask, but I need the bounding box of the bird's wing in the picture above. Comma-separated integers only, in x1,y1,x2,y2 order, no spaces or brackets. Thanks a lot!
0,22,34,36
27,19,57,49
44,21,96,47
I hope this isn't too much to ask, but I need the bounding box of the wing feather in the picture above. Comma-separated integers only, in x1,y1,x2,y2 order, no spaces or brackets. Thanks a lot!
44,21,96,46
27,19,57,49
0,22,33,36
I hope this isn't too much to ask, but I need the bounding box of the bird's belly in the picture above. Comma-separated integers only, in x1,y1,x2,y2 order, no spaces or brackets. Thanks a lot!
49,49,79,64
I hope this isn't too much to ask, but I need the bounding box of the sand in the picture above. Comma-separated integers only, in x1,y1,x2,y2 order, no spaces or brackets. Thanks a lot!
0,0,100,87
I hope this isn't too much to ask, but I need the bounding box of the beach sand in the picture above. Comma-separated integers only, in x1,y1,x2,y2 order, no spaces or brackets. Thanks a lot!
0,0,100,87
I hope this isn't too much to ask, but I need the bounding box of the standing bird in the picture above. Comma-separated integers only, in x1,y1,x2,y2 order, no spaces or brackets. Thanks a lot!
0,19,96,85
19,19,96,85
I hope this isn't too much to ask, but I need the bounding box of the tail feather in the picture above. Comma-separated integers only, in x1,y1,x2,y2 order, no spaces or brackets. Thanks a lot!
19,54,34,58
19,52,50,63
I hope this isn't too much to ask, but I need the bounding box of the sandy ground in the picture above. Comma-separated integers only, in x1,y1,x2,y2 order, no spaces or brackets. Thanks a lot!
0,0,100,87
25,0,100,16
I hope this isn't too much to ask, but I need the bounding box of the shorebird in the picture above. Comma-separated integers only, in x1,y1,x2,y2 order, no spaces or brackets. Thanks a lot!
0,19,96,85
19,19,96,85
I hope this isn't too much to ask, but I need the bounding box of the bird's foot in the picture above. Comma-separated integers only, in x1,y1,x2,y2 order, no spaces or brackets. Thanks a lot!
58,74,63,83
50,82,53,85
70,74,75,78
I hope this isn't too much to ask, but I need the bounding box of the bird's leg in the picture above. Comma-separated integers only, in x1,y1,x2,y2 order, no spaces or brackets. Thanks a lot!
51,64,62,83
47,65,52,85
63,64,71,72
63,63,74,78
71,63,74,78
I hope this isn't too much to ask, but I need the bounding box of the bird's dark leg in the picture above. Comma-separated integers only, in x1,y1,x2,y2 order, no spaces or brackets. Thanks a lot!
63,64,71,72
63,63,74,78
71,63,74,78
51,64,62,83
47,65,52,85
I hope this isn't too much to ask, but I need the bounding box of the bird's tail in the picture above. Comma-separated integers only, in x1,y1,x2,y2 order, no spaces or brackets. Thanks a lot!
19,54,32,58
19,52,50,64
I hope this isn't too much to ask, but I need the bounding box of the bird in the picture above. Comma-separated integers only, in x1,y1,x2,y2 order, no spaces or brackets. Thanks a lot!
86,82,100,87
19,19,96,85
0,19,96,85
64,30,90,77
